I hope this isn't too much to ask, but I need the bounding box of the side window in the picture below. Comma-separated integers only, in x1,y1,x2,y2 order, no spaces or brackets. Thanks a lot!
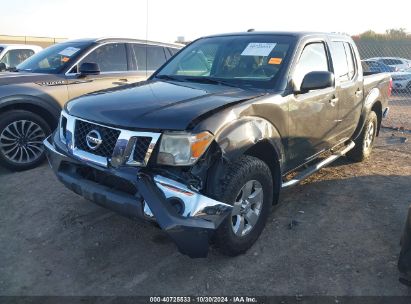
293,42,329,90
80,43,127,72
343,42,356,79
168,48,179,56
0,49,35,67
131,43,147,71
146,45,167,70
330,42,350,82
330,41,356,82
164,48,173,60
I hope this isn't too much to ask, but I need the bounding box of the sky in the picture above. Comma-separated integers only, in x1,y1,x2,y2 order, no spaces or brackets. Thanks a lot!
1,0,411,43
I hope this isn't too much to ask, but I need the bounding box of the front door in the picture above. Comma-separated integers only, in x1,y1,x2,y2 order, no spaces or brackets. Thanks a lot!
287,41,339,168
66,43,135,100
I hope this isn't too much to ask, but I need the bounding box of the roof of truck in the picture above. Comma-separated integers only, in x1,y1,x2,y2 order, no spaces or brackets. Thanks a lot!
59,37,183,48
203,31,351,40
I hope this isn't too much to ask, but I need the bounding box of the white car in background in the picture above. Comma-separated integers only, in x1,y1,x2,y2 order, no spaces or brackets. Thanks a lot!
0,44,42,70
368,57,411,72
391,68,411,91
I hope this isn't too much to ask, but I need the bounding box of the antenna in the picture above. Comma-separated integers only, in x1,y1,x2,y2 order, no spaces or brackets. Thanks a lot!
145,0,148,77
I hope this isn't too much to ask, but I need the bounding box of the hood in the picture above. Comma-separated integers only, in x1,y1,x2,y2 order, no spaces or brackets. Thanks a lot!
0,71,66,86
66,80,265,130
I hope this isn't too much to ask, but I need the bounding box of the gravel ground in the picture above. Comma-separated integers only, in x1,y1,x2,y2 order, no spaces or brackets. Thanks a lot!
383,93,411,130
0,129,410,296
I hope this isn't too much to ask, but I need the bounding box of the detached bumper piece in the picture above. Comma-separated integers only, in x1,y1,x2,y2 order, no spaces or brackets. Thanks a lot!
44,134,232,258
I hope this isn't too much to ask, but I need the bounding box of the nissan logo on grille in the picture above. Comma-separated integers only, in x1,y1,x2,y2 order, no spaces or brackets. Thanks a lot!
86,130,102,150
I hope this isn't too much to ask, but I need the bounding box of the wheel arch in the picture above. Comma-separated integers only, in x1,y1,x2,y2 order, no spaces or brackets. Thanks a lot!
0,95,61,130
212,117,284,203
351,88,384,140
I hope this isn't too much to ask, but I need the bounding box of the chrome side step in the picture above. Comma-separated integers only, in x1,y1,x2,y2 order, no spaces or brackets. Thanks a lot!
282,141,355,189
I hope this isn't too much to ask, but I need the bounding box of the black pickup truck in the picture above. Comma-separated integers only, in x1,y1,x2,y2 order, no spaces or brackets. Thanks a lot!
44,32,391,258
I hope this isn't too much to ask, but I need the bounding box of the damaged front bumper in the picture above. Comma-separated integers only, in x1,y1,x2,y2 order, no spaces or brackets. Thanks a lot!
43,132,232,258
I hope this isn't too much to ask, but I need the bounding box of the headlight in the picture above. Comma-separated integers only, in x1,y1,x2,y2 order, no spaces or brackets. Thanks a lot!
157,131,214,166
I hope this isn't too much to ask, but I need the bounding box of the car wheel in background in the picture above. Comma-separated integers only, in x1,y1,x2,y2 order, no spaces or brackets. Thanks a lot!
0,110,51,171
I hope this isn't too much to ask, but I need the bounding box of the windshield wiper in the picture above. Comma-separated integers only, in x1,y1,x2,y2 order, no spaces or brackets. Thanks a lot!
155,74,186,82
184,77,241,88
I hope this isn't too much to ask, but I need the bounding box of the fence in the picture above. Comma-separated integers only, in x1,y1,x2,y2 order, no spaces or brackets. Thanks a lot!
0,35,66,48
356,39,411,130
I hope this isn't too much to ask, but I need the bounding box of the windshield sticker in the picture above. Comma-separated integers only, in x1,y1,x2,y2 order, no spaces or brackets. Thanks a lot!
61,57,70,63
268,57,282,65
58,47,80,57
241,43,276,57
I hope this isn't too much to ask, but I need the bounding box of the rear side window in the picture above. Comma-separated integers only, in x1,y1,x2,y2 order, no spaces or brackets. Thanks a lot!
130,44,167,71
0,49,35,67
293,42,329,89
343,42,356,79
330,41,356,82
131,43,147,70
146,45,167,70
80,43,127,72
165,47,179,60
168,48,179,56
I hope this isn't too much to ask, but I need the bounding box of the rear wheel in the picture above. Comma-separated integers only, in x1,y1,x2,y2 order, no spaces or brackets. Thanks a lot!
0,110,51,171
347,111,378,162
209,155,274,256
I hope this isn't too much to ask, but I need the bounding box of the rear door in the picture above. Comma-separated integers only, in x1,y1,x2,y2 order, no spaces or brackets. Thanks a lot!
329,41,363,140
66,43,132,99
288,41,339,165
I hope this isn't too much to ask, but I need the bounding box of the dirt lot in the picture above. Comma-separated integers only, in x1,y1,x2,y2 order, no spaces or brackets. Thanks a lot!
0,129,410,296
383,93,411,130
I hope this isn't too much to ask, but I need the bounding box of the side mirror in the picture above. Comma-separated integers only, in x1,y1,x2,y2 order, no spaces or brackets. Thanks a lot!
0,62,6,72
79,62,100,76
298,71,334,93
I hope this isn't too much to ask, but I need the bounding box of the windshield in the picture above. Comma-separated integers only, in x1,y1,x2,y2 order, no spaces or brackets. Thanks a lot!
156,35,294,89
17,42,91,74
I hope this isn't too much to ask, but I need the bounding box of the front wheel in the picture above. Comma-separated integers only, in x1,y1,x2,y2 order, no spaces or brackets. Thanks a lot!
0,110,51,171
347,111,378,162
209,155,274,256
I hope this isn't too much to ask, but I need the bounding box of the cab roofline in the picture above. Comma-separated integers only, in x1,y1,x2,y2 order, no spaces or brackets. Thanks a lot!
201,31,351,40
61,37,183,48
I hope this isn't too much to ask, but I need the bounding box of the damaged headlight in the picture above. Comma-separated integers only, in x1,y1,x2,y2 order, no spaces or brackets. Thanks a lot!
157,131,214,166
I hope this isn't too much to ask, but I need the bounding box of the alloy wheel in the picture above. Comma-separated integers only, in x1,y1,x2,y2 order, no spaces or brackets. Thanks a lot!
0,120,46,164
231,180,264,237
363,120,375,151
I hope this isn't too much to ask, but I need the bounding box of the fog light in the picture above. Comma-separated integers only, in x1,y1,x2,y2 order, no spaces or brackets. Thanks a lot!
167,197,185,215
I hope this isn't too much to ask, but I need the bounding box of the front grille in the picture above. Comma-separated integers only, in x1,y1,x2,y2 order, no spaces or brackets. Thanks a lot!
133,137,152,163
74,120,120,157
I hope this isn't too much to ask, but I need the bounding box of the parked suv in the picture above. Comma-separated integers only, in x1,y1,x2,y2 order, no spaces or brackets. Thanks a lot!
0,44,42,71
0,38,182,171
45,32,390,258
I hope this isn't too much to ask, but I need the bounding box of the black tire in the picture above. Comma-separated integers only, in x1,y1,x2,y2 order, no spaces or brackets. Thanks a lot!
0,110,51,171
347,111,378,162
208,155,274,256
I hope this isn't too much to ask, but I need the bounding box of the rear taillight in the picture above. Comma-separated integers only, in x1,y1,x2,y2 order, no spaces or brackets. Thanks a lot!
388,77,393,97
